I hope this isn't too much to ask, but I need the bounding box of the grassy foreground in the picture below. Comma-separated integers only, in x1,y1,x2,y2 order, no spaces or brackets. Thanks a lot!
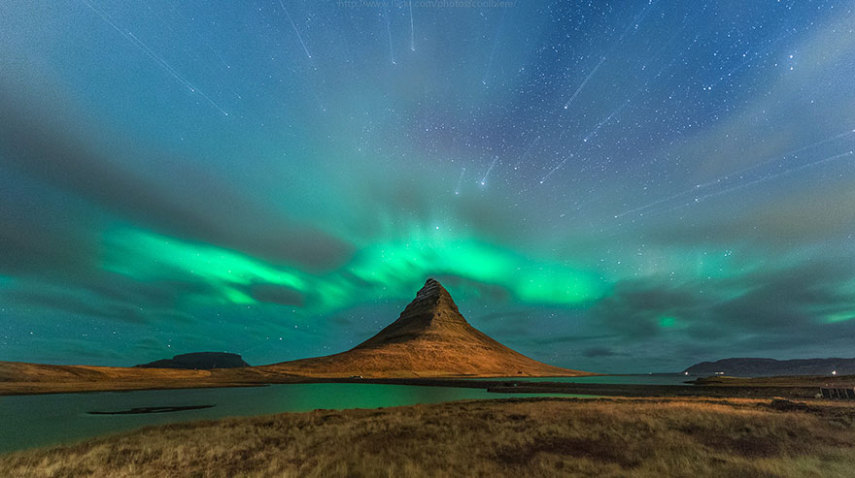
3,397,855,477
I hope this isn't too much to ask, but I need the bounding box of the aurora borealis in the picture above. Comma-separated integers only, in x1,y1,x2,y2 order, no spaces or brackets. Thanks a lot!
1,1,854,373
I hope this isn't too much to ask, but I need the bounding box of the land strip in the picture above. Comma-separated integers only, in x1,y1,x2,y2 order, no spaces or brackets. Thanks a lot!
3,397,855,477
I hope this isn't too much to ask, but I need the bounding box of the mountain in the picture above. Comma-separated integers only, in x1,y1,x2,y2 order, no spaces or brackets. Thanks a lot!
683,357,855,377
136,352,249,369
263,278,589,378
0,279,587,395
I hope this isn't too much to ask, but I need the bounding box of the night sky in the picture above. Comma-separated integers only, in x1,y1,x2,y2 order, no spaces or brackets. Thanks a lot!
1,1,854,373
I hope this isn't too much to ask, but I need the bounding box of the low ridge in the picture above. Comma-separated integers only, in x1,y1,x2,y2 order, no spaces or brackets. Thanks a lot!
265,279,588,378
136,352,249,370
684,357,855,377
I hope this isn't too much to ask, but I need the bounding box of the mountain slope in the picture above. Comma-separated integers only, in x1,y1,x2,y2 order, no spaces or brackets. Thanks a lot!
264,279,588,378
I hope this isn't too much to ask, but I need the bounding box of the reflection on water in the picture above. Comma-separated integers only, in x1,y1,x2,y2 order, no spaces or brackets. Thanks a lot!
0,383,572,453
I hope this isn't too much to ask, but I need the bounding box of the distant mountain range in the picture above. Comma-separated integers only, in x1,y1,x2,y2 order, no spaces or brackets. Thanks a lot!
136,352,249,370
260,278,589,378
684,358,855,377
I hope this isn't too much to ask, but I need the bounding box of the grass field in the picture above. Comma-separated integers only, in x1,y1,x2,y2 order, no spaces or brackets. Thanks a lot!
3,397,855,477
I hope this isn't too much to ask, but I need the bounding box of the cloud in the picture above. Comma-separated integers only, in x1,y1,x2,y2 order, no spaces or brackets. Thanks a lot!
0,83,353,272
4,289,141,323
582,346,628,358
635,172,855,251
589,278,707,338
661,11,855,188
0,207,94,278
248,283,305,307
711,259,855,331
589,258,855,353
1,282,203,325
0,169,99,279
528,334,618,346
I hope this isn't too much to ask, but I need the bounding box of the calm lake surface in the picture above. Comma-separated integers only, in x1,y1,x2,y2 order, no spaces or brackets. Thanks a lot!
0,375,692,453
473,374,700,385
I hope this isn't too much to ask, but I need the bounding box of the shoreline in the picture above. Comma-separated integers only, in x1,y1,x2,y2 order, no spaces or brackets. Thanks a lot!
3,358,849,399
0,375,829,400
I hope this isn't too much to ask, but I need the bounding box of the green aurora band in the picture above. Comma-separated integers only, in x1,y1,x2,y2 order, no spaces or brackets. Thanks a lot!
104,228,608,314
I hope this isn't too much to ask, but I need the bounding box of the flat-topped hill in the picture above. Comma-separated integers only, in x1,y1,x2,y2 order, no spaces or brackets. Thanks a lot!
136,352,249,370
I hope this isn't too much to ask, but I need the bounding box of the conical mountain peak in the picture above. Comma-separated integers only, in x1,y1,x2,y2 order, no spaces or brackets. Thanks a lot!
353,278,469,349
414,278,449,301
400,278,463,323
268,278,589,377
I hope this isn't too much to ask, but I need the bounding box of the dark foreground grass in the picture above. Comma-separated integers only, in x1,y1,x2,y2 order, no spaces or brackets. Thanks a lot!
3,397,855,477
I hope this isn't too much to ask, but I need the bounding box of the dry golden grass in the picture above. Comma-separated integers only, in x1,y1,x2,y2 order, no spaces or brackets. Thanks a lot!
3,397,855,477
693,374,855,387
0,361,309,395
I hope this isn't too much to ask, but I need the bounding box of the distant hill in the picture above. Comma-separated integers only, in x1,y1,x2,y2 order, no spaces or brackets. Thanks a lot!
136,352,249,370
684,358,855,377
262,278,589,378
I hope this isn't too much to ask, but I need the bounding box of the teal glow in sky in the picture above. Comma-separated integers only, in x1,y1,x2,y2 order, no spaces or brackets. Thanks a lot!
1,0,855,372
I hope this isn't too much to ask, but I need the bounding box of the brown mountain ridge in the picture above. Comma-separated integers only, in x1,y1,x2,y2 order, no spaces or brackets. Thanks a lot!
262,278,589,378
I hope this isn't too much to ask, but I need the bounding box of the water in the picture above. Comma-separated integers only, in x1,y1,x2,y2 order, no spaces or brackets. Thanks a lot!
0,383,574,454
0,375,696,454
475,374,701,386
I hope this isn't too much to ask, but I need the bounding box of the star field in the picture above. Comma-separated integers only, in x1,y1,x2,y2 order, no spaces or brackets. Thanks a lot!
1,0,854,372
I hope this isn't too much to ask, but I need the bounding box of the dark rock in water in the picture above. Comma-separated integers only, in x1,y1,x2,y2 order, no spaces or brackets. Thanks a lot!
684,357,855,377
88,405,214,415
136,352,249,369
